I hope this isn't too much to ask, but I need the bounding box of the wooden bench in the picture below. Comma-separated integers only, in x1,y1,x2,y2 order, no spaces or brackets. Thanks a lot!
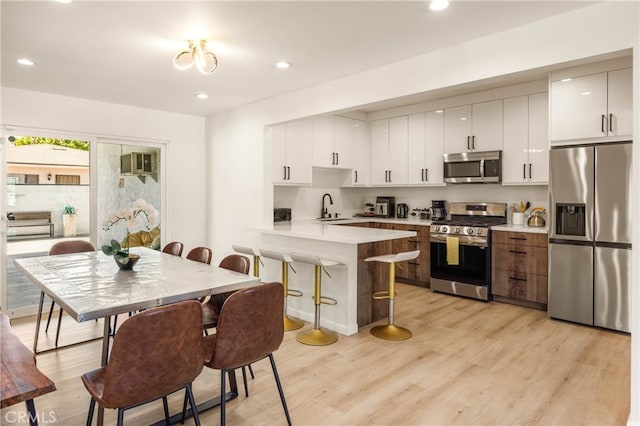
1,313,56,426
7,211,54,239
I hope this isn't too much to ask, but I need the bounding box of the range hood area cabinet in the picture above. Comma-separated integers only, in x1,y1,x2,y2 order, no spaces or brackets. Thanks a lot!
502,92,549,185
443,99,503,154
407,111,444,186
120,152,157,175
550,61,632,144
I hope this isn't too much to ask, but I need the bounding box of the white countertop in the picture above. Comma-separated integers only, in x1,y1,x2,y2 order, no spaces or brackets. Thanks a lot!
259,221,417,244
492,224,548,234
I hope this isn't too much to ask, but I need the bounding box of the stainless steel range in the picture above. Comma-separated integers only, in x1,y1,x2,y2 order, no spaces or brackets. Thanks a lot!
430,202,507,301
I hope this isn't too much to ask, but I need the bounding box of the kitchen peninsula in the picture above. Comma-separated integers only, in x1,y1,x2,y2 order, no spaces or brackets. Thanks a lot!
257,221,417,336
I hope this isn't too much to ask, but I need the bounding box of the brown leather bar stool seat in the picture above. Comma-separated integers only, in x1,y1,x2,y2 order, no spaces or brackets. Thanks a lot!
289,253,343,346
260,249,304,331
81,300,205,426
365,250,420,341
46,240,96,347
162,241,184,257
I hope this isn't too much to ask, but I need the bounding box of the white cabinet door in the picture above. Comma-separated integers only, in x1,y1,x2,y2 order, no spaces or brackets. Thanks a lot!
388,116,408,185
350,119,369,186
550,72,608,141
333,116,354,169
424,110,444,185
269,123,288,184
371,119,389,185
312,115,334,168
607,68,633,138
444,104,471,153
472,100,503,151
528,92,549,183
284,118,313,185
502,96,529,184
408,113,426,185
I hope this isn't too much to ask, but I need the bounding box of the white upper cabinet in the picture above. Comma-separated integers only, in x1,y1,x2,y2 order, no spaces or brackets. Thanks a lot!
371,116,408,185
550,68,632,143
270,118,313,185
408,111,444,185
344,119,369,186
502,93,549,185
444,100,503,153
312,115,354,169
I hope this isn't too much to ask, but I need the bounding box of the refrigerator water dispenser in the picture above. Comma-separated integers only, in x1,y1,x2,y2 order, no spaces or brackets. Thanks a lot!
555,204,586,236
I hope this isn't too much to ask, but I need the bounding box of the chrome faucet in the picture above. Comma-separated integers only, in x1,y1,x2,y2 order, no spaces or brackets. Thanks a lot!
321,193,333,219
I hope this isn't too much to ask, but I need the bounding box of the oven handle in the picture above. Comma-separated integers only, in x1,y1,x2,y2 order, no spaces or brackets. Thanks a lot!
430,234,488,248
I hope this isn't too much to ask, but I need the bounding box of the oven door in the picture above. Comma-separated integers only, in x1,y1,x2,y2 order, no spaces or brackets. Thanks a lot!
430,234,491,299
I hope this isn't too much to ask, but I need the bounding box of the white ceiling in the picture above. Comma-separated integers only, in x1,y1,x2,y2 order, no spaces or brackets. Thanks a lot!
1,1,595,117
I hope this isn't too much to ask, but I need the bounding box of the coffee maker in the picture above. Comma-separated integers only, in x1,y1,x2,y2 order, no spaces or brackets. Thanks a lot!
375,196,395,218
431,200,447,221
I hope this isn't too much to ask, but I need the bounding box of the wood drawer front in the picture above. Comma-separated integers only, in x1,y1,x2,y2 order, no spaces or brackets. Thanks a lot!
492,269,548,304
492,243,548,275
492,231,547,247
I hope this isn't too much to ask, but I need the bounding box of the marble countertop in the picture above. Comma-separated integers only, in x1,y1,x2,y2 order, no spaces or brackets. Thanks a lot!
259,221,417,244
491,224,548,234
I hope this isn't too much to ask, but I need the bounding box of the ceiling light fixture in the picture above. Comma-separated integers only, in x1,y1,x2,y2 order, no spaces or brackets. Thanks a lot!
17,58,34,66
430,0,450,11
276,61,290,69
196,93,209,100
174,40,218,74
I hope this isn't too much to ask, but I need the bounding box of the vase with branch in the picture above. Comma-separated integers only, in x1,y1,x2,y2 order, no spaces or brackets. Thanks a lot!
101,199,158,269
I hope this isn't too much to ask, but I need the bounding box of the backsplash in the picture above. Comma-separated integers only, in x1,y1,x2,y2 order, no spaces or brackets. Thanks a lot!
274,169,548,224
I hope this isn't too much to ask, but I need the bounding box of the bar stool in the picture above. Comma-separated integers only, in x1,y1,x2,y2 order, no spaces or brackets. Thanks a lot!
260,249,305,331
232,245,263,278
289,254,342,346
365,250,420,341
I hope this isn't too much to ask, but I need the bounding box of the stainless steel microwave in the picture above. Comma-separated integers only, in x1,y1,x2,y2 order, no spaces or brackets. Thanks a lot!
443,150,502,184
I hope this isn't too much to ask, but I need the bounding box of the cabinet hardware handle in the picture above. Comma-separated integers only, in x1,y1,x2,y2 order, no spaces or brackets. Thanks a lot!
287,166,291,180
336,152,339,165
609,113,613,133
388,170,391,182
408,261,419,266
601,114,606,133
523,164,526,179
508,250,527,255
384,170,388,182
467,136,471,150
425,168,429,181
472,135,475,149
283,166,287,180
509,237,527,240
421,168,425,182
331,153,335,165
529,163,532,179
354,170,358,183
509,276,527,282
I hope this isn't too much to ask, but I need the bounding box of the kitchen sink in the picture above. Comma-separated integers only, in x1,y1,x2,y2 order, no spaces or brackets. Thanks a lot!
315,217,349,222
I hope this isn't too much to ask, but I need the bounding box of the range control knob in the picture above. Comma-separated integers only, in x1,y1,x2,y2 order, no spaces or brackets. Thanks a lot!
433,226,440,232
441,226,448,233
454,227,460,234
467,228,474,235
476,228,484,236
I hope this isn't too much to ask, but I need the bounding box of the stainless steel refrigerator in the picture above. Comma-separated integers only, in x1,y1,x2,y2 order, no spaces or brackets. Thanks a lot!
548,142,632,332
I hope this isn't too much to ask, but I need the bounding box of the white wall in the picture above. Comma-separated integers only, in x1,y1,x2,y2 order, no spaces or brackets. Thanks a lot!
206,2,639,423
1,88,206,251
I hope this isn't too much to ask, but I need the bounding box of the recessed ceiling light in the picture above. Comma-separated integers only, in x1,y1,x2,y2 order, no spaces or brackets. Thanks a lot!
430,0,450,11
581,91,592,96
561,78,572,82
435,110,443,113
196,93,209,100
17,58,34,66
276,61,290,69
54,0,72,3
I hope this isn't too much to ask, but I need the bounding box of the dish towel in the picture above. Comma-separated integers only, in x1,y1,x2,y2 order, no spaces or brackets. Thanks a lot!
446,236,459,265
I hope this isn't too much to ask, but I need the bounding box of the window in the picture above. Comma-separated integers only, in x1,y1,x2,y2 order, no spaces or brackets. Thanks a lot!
55,175,80,185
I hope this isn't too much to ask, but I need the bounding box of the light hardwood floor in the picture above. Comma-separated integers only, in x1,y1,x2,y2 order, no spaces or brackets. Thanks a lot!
1,283,630,425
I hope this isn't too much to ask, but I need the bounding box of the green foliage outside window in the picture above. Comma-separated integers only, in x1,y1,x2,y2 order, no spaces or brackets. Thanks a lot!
14,136,89,151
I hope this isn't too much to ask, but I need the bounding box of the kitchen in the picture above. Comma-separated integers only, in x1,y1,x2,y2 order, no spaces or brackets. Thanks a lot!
260,54,633,338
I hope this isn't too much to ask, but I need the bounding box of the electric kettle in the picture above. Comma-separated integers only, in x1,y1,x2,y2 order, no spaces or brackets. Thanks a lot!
396,203,409,219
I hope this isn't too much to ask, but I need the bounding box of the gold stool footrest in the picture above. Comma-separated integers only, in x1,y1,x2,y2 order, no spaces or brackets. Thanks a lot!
372,291,390,300
320,296,337,305
287,289,303,297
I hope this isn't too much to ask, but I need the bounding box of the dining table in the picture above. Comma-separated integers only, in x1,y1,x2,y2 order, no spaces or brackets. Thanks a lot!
14,246,260,425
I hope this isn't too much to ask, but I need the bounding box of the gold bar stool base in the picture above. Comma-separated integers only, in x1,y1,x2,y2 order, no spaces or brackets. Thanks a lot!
284,316,304,331
370,324,412,341
296,328,338,346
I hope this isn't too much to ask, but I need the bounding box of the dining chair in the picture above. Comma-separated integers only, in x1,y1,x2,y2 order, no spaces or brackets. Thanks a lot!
203,282,291,426
81,300,205,426
162,241,184,257
186,246,213,264
46,240,96,347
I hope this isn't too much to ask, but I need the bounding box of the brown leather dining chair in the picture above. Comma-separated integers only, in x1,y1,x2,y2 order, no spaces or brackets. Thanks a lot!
46,240,96,347
186,246,213,264
81,300,205,426
162,241,184,257
203,282,291,426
